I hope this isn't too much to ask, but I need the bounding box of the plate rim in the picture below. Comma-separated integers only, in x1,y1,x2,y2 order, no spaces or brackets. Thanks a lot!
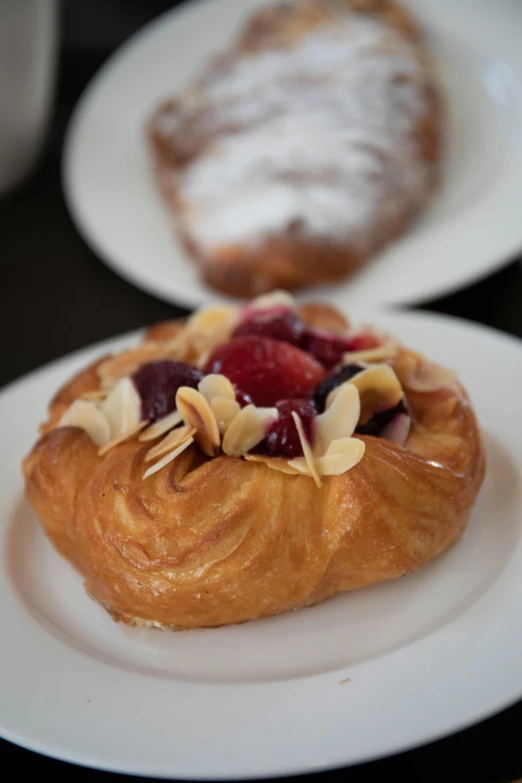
62,0,522,311
2,307,522,778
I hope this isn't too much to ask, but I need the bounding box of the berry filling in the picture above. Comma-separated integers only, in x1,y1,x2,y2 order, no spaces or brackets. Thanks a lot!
203,336,326,407
299,330,351,368
233,309,305,345
313,364,365,413
356,399,408,437
132,360,203,422
256,399,317,458
233,306,382,368
234,387,254,408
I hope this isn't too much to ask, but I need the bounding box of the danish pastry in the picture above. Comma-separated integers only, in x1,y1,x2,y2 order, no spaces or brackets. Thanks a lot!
148,0,442,297
23,292,484,630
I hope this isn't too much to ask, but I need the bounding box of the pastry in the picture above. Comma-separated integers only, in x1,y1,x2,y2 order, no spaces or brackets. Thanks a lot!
23,292,484,630
148,0,442,297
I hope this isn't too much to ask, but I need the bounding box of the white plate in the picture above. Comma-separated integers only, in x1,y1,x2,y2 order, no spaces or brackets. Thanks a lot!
2,308,522,778
63,0,522,310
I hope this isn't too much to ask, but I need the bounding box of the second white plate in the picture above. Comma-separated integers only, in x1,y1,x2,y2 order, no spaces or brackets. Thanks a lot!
63,0,522,309
2,308,522,778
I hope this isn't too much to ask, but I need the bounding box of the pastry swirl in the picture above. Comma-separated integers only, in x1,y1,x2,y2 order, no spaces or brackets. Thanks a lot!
23,297,484,629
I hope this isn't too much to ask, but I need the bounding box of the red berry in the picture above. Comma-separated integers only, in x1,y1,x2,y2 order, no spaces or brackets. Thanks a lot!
313,364,364,413
234,387,254,408
345,333,382,352
259,399,316,457
203,337,325,407
132,360,203,422
300,330,351,367
233,310,305,345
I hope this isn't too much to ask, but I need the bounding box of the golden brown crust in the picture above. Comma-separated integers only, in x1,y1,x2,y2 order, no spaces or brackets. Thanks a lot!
23,314,484,630
148,0,443,298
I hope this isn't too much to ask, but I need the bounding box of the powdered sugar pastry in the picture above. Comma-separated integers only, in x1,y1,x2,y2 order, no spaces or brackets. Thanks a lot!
164,15,434,254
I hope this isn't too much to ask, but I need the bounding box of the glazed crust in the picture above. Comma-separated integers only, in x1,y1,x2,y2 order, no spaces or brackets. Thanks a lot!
148,0,443,298
23,317,484,630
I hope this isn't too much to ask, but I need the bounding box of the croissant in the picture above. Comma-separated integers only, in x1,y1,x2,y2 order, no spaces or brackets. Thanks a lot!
148,0,443,297
23,292,485,630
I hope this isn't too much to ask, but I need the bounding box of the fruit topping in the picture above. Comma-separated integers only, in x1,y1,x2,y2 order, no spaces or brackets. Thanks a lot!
233,310,305,345
345,365,404,425
380,412,411,446
222,404,278,457
345,333,382,352
203,336,325,407
239,290,296,320
299,330,351,368
234,387,254,407
132,361,203,422
258,399,317,458
356,400,408,437
288,381,365,483
313,364,364,412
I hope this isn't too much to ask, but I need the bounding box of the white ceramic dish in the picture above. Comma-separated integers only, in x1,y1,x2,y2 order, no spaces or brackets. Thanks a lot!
2,308,522,778
63,0,522,309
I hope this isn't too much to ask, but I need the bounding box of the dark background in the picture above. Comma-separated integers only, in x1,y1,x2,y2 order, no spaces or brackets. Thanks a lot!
1,1,522,781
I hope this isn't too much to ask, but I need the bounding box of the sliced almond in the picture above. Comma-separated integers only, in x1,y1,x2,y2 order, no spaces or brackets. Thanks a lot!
342,341,398,365
289,412,321,487
315,382,361,457
343,364,403,426
144,425,196,462
176,386,220,456
102,377,141,439
185,306,238,357
315,437,365,476
222,405,278,457
142,437,194,479
211,397,241,434
297,302,350,334
80,390,106,402
244,454,303,475
139,410,183,441
59,400,111,446
98,421,149,456
97,343,165,383
248,290,295,312
198,374,236,403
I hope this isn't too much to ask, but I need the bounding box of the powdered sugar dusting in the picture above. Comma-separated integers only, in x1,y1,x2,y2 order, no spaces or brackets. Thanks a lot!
162,13,435,254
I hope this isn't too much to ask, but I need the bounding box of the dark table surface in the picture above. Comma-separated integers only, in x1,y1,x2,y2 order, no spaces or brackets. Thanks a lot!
2,1,522,781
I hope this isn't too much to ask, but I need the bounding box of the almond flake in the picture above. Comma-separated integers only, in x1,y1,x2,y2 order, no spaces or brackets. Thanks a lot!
297,302,350,334
198,374,236,403
80,390,106,402
315,437,365,476
176,386,220,456
248,290,296,312
59,400,111,446
343,364,403,426
222,405,278,457
144,425,196,462
342,341,398,365
139,410,183,441
98,421,149,456
142,437,194,479
211,397,241,434
289,412,321,487
315,382,360,457
97,343,165,383
185,306,238,357
243,454,303,475
102,377,141,439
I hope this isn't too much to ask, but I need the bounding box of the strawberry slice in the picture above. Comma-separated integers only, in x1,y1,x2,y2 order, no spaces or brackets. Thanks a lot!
204,337,326,407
